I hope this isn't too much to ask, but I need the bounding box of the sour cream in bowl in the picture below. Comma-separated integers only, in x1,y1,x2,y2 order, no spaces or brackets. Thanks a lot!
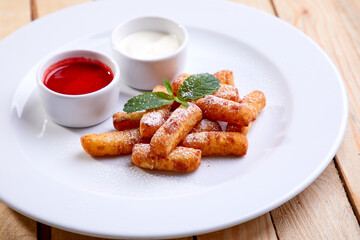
119,31,181,60
111,16,188,90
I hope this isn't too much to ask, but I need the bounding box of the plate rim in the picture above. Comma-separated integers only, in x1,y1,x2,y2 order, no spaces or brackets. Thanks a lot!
0,0,348,238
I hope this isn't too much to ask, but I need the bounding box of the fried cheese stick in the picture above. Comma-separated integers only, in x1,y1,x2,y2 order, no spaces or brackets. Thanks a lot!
226,90,266,133
226,122,252,136
190,118,222,133
171,73,191,96
140,86,173,138
171,73,239,101
213,70,235,86
180,132,248,156
214,84,240,102
194,91,266,126
132,144,201,172
113,111,145,131
80,128,141,157
150,103,202,156
241,90,266,117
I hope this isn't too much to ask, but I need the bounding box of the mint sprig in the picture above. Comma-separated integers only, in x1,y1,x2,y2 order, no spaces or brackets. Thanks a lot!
174,96,189,107
177,73,220,101
123,73,219,113
163,78,189,107
163,78,174,97
123,92,173,113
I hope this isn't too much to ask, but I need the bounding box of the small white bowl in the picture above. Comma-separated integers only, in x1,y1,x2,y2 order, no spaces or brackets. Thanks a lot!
36,50,120,128
111,16,188,90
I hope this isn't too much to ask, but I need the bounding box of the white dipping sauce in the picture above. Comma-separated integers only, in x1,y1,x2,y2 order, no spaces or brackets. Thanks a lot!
119,31,181,59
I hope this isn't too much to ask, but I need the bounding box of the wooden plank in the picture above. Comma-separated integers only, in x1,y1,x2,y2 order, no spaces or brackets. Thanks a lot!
33,0,276,239
272,0,360,223
331,0,360,222
0,0,31,39
0,202,36,240
0,1,37,239
34,0,90,18
197,1,279,239
51,230,107,240
52,229,192,240
33,0,194,239
197,214,277,240
35,0,108,239
197,1,279,240
336,0,360,50
271,162,360,239
336,119,360,221
230,0,275,13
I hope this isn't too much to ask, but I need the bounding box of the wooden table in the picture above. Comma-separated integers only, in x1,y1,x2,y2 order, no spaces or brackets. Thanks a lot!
1,0,360,239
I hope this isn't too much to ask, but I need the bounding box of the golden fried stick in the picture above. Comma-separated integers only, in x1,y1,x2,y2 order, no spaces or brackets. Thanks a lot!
171,73,190,96
242,90,266,116
152,85,168,93
213,84,240,102
171,73,239,101
194,90,266,126
224,91,266,134
213,70,234,86
190,118,222,133
113,111,145,131
194,95,252,126
180,132,248,156
80,128,141,157
132,144,201,172
150,103,202,156
226,122,253,136
140,86,173,138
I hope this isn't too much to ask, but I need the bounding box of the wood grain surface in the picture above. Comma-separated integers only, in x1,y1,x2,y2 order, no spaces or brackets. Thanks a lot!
197,214,277,240
0,202,36,240
198,1,279,239
0,0,36,239
31,0,89,18
0,0,31,39
271,162,360,239
0,0,360,239
273,0,360,224
330,0,360,222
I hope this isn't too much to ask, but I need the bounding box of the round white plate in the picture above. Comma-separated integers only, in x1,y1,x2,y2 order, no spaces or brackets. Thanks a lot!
0,0,347,239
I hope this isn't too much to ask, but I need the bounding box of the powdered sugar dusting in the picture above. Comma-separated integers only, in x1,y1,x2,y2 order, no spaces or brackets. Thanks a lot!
213,84,239,102
190,119,221,133
150,103,202,155
142,109,166,127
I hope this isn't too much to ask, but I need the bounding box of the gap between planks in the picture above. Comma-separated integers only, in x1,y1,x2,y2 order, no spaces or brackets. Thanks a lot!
30,0,38,20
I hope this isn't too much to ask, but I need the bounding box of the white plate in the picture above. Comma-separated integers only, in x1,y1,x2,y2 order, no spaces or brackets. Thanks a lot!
0,0,347,239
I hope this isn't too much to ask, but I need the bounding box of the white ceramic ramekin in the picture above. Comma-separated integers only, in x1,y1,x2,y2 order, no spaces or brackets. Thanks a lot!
36,50,120,128
111,16,188,90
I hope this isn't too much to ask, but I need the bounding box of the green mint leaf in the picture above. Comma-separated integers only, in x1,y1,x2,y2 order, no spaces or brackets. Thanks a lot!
123,92,174,113
163,78,174,97
174,96,189,107
177,73,220,101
